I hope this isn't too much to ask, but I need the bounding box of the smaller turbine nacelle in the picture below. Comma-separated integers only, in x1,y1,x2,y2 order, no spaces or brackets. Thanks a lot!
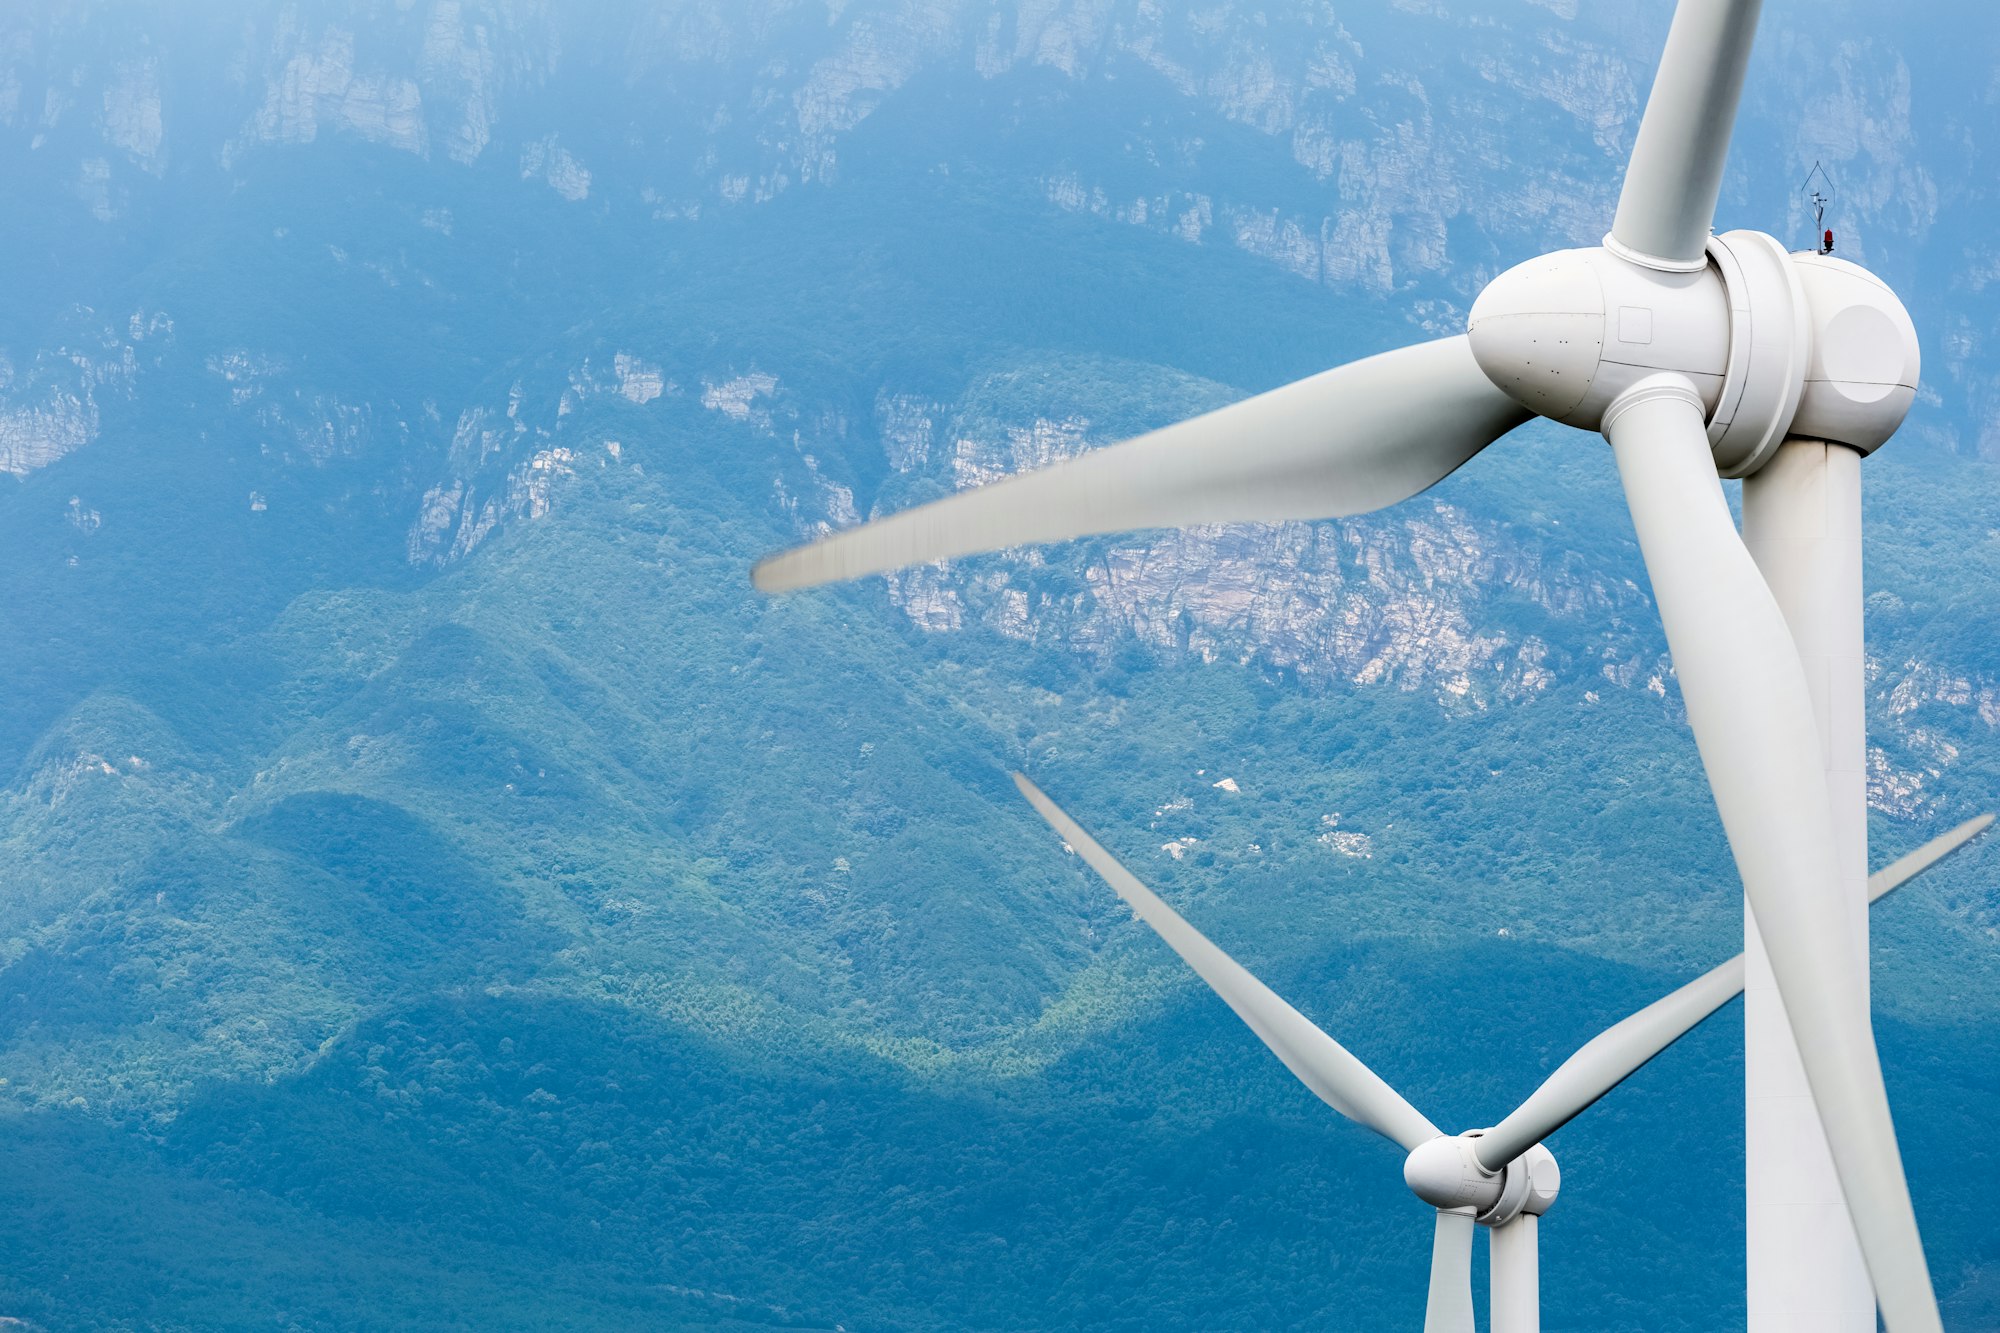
1403,1133,1562,1226
1466,232,1919,478
1002,775,1988,1332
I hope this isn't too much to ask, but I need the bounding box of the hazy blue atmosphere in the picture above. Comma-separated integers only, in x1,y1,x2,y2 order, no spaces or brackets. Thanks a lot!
3,1,1998,1328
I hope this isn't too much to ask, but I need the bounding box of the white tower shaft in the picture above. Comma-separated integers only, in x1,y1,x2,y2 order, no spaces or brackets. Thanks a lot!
1489,1215,1540,1333
1740,438,1874,1330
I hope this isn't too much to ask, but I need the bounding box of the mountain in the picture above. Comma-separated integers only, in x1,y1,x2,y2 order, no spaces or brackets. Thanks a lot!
2,2,1998,1328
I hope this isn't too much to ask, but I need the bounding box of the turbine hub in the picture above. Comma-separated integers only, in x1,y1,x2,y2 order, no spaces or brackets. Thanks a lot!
1466,231,1918,477
1402,1133,1561,1224
1466,245,1728,434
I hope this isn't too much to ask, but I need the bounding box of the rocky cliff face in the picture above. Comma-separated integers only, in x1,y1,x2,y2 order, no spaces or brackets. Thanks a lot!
885,495,1628,706
4,2,1995,483
797,375,1996,826
2,3,1988,309
332,293,1999,835
4,0,1996,825
0,309,158,476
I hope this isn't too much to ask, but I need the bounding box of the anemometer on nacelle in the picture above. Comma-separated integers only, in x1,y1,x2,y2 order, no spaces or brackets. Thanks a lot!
1805,160,1837,256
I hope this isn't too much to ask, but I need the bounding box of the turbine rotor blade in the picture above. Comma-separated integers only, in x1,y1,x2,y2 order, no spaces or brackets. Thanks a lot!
753,336,1529,592
1474,810,1992,1172
1870,813,1994,903
1477,957,1745,1173
1605,380,1940,1331
1608,0,1763,269
1424,1209,1477,1333
1012,772,1441,1153
1488,1214,1541,1333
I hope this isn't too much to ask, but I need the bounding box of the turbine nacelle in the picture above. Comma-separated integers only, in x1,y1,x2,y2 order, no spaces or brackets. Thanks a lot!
1466,232,1919,476
1403,1134,1561,1226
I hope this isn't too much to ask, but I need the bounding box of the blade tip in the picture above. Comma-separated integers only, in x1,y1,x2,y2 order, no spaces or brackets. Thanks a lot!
1010,774,1071,835
749,556,792,594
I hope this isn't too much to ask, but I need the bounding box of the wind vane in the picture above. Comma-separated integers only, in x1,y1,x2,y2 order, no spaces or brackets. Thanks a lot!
1803,160,1835,254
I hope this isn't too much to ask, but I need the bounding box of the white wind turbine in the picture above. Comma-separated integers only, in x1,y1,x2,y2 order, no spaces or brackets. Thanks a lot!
1009,774,1989,1333
755,1,1946,1325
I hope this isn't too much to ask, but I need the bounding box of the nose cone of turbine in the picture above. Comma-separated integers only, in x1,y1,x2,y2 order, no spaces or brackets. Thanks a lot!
1403,1134,1502,1212
1517,1143,1561,1217
1466,249,1606,423
1786,252,1920,454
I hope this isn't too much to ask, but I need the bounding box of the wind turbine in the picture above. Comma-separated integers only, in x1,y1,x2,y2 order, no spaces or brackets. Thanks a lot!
1010,773,1989,1332
754,1,1942,1325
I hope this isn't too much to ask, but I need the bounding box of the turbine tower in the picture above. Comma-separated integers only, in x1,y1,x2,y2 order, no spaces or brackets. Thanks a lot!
754,2,1945,1325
